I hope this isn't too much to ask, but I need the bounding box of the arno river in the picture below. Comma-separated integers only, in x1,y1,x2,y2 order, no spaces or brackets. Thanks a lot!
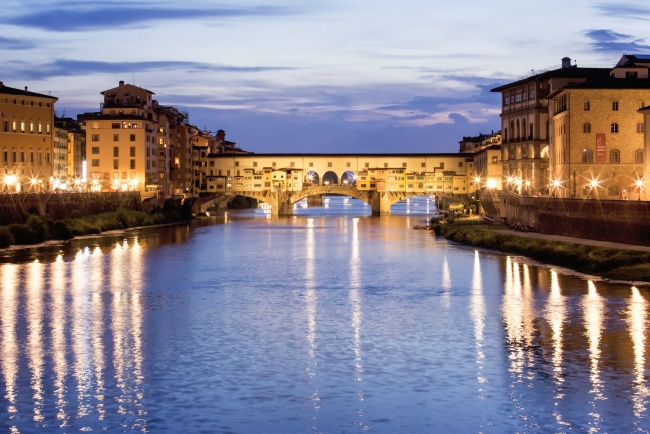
0,196,648,433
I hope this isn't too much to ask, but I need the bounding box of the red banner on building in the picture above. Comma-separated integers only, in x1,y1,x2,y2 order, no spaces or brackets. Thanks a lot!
596,133,606,163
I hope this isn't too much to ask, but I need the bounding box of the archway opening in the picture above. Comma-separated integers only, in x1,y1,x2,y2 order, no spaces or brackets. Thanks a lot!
322,171,339,185
341,170,356,186
305,170,319,186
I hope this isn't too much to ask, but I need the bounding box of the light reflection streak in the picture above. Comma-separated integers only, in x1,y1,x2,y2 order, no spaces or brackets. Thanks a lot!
72,248,93,424
628,286,649,420
547,270,568,428
470,251,487,395
441,257,451,309
304,218,320,420
1,263,20,429
27,260,45,425
584,281,605,397
51,254,70,427
129,238,147,430
90,246,106,422
349,218,368,430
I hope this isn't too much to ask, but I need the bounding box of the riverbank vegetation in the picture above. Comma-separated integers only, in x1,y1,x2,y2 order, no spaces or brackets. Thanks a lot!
0,204,194,248
438,220,650,282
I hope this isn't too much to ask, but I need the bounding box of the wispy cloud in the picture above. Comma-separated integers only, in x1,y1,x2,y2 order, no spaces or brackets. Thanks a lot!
2,3,299,32
594,3,650,20
0,36,35,50
585,29,650,54
1,59,296,80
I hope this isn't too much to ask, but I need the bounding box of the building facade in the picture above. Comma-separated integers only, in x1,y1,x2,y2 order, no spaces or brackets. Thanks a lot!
548,56,650,199
491,58,610,195
0,82,58,192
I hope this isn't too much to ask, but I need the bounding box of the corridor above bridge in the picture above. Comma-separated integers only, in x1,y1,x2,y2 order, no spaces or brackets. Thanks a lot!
193,152,477,197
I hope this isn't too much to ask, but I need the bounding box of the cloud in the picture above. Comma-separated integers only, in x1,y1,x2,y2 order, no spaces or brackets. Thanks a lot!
0,36,35,50
594,3,650,20
585,29,650,53
2,3,298,32
1,59,296,80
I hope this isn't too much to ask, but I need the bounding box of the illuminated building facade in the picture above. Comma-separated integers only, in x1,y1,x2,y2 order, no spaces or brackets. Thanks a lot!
548,55,650,199
0,82,58,192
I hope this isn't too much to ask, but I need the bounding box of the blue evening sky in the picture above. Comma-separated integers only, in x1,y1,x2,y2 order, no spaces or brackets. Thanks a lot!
1,0,649,153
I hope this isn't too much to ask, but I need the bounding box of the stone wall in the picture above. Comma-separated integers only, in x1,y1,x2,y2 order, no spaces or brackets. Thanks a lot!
0,192,142,225
481,193,650,246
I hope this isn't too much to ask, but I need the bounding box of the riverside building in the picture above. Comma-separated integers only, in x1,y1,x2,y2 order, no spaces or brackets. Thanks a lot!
0,82,58,192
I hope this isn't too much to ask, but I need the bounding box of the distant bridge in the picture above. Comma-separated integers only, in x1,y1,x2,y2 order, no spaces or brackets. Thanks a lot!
195,185,456,216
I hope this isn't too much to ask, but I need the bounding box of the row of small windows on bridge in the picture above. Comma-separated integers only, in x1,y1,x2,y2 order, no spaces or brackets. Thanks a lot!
582,123,644,133
229,161,466,169
583,101,645,111
581,149,644,163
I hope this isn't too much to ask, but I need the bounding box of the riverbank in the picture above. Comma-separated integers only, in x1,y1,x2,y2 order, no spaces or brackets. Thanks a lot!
439,219,650,283
0,207,193,249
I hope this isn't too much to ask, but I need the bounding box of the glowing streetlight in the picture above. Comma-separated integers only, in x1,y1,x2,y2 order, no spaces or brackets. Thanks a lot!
636,179,644,201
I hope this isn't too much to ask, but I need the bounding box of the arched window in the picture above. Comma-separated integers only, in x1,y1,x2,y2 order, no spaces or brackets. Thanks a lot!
611,123,619,133
610,149,620,163
637,123,645,133
583,122,591,133
635,149,644,163
582,149,593,163
608,185,620,196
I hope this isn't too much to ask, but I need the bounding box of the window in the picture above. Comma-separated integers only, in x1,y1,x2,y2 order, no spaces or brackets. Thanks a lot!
421,162,426,168
458,162,464,168
130,159,136,169
584,101,590,111
610,149,620,163
626,71,638,79
113,134,119,142
365,162,369,168
583,122,591,133
112,122,120,129
440,162,445,169
611,123,619,133
635,149,644,163
122,172,127,179
384,163,388,168
130,147,136,157
492,156,498,163
113,160,119,169
328,162,333,167
113,147,119,157
582,149,593,163
130,134,136,142
612,101,619,111
637,123,644,133
92,159,99,167
20,152,24,163
92,134,100,141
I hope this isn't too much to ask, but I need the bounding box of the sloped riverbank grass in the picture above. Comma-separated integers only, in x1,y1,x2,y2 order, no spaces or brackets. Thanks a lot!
0,207,192,248
440,222,650,282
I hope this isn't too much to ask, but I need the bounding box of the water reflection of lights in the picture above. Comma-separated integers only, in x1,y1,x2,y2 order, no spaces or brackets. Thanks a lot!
1,263,19,425
441,257,451,309
628,286,649,420
304,218,321,418
470,251,487,392
584,281,605,398
0,239,147,430
547,270,567,427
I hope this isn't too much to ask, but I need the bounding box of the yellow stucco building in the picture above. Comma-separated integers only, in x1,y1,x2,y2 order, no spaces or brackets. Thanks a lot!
0,82,58,192
549,55,650,199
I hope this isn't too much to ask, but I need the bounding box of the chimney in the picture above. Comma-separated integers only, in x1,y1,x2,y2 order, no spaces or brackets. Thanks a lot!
24,86,28,92
561,57,572,69
119,80,125,86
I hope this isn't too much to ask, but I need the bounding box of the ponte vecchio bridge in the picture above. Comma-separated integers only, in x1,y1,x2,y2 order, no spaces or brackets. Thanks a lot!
193,153,475,216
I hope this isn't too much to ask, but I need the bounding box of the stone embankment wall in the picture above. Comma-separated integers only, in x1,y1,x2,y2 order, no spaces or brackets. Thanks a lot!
0,192,142,225
481,193,650,246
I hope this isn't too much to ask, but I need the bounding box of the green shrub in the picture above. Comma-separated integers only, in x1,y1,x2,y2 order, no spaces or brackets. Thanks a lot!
50,221,74,240
26,214,48,242
8,224,38,244
0,227,15,248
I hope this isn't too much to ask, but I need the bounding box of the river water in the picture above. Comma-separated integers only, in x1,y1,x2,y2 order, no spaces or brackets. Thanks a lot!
0,196,648,433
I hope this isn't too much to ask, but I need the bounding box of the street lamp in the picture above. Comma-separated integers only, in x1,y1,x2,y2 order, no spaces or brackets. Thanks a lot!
636,179,644,201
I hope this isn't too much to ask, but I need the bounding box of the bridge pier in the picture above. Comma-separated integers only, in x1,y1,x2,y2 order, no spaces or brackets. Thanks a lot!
369,191,393,216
